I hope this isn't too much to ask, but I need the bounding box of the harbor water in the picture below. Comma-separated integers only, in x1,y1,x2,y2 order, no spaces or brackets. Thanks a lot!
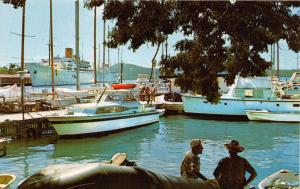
1,115,299,188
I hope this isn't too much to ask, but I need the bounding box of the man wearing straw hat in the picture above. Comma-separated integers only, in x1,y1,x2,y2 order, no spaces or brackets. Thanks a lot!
180,139,208,181
213,140,257,189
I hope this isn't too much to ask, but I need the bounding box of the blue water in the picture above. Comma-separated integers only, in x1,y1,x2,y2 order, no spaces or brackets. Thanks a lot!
1,115,299,188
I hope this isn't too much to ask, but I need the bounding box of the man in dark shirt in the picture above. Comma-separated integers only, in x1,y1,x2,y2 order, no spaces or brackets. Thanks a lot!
213,140,257,189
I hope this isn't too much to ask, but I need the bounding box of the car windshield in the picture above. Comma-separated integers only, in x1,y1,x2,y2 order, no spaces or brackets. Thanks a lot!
104,92,137,102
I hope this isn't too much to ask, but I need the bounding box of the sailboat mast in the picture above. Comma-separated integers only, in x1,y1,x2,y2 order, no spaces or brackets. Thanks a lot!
165,38,168,58
93,6,97,84
102,3,106,83
50,0,55,99
276,42,279,79
21,0,26,120
120,48,123,83
98,43,101,72
108,25,110,68
75,0,80,90
297,53,299,69
118,48,120,82
270,44,273,77
48,26,51,67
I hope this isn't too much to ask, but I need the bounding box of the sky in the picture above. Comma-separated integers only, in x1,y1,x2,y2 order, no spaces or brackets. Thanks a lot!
0,0,299,70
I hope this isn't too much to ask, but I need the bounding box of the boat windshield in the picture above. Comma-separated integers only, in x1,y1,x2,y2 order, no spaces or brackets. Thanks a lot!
104,92,137,102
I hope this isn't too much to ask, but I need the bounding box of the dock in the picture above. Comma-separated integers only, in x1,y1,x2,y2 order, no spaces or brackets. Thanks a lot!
156,102,184,114
0,110,64,138
0,73,31,86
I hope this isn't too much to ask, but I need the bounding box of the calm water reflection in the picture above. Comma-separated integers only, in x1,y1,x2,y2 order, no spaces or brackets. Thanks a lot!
1,115,299,188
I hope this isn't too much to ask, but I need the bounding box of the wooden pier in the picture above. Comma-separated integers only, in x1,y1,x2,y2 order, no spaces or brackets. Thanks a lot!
0,73,31,86
0,110,63,138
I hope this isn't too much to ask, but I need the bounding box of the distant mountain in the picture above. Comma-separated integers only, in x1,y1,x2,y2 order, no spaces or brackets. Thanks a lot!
110,63,160,80
274,69,300,77
109,64,299,81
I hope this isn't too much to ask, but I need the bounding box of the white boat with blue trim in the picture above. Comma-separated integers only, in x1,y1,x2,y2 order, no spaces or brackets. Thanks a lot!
183,76,300,119
245,109,300,122
47,89,159,137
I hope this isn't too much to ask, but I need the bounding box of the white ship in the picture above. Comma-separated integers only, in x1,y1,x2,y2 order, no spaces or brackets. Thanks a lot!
26,48,117,86
182,76,300,119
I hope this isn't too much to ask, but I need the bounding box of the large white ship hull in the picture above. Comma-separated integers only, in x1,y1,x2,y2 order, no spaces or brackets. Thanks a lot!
26,63,116,86
48,112,159,137
182,94,300,118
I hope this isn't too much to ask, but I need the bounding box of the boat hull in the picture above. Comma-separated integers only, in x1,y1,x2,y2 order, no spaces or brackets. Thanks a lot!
18,163,219,189
26,63,116,86
258,170,300,189
0,174,16,188
246,110,300,122
182,94,300,119
48,112,159,137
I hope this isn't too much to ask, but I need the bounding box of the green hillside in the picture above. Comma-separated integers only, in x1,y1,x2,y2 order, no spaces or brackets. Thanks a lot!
275,69,300,77
109,63,299,81
110,63,159,80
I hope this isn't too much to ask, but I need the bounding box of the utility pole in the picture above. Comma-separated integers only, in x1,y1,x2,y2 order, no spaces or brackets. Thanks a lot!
50,0,55,99
75,0,80,90
93,6,97,84
21,0,26,120
276,42,279,79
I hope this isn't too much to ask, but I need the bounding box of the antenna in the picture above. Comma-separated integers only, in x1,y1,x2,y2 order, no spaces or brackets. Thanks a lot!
10,32,36,38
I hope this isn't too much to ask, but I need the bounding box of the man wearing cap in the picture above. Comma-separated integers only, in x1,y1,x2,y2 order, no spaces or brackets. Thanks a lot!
213,140,257,189
180,139,208,181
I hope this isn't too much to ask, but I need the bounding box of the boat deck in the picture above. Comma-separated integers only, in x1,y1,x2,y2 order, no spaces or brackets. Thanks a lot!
0,110,65,123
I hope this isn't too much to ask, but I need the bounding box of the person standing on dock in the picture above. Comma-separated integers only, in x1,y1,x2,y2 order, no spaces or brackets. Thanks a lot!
213,140,257,189
145,86,150,104
180,139,208,181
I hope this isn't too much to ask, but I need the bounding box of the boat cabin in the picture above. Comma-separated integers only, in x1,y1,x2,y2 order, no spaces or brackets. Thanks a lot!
227,76,276,99
68,90,143,115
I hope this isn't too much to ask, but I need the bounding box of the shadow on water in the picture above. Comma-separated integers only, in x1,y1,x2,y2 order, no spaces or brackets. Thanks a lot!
52,122,160,162
0,115,298,188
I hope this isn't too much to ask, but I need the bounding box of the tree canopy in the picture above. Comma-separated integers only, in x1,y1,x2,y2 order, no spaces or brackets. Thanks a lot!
1,0,25,8
30,1,300,103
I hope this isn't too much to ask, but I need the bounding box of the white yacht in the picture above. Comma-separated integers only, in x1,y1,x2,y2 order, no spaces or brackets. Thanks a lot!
182,76,300,119
47,89,159,137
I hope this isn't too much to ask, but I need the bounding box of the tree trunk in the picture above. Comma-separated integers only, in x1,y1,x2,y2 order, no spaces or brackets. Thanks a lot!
149,43,161,82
